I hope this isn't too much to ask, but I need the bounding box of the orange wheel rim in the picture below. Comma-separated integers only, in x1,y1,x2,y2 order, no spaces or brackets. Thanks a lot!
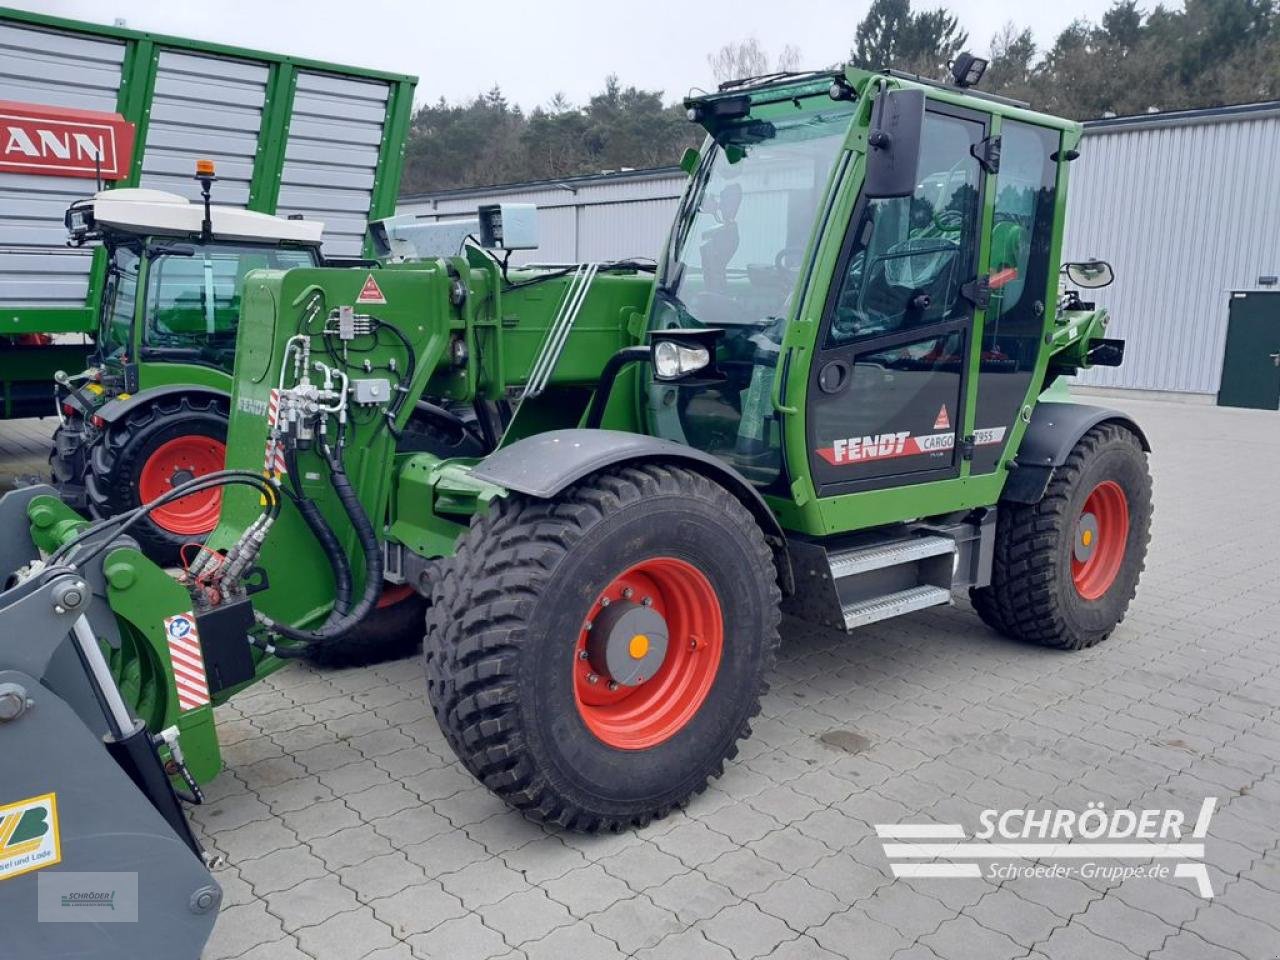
1071,480,1129,600
573,556,723,750
137,435,226,536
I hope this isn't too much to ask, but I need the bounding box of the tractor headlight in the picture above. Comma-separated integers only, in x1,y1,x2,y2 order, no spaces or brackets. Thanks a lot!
652,340,711,380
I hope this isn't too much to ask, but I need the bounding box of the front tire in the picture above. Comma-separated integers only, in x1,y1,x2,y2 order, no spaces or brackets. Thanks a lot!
970,423,1152,650
86,395,229,566
424,463,781,831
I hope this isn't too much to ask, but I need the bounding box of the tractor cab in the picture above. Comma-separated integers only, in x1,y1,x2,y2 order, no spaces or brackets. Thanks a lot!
646,68,1116,516
64,172,324,392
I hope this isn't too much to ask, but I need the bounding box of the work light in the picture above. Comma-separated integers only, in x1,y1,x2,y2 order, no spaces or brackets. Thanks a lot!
653,340,711,380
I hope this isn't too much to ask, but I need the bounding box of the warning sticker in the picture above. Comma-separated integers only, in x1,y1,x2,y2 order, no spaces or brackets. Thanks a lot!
0,792,61,881
356,273,386,304
164,613,211,712
933,405,951,430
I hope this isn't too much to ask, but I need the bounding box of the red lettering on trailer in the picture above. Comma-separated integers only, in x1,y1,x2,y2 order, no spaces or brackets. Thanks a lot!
0,100,134,179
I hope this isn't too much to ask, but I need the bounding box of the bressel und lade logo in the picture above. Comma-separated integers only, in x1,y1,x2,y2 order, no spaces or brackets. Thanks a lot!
877,798,1218,897
0,100,135,179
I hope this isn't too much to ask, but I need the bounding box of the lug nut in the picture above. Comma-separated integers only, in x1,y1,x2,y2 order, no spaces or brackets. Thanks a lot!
578,649,589,660
587,673,599,684
641,596,653,607
622,587,634,599
600,597,611,607
608,681,619,691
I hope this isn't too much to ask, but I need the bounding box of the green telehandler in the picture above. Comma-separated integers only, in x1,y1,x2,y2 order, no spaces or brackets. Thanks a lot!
5,58,1152,882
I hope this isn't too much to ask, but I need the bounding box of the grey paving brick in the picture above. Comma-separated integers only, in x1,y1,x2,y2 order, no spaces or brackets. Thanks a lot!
699,900,796,960
278,797,363,842
401,827,489,878
1076,892,1181,955
1186,900,1280,959
807,910,911,958
587,894,683,954
203,900,286,959
649,818,739,867
645,869,738,926
338,850,427,902
310,823,395,870
699,847,789,898
254,775,335,815
751,826,835,874
751,875,844,932
920,914,1025,960
800,851,888,903
464,812,546,857
236,844,328,896
406,913,509,960
439,857,533,908
343,781,423,821
1034,921,1144,960
746,784,826,825
476,887,573,946
521,920,626,960
368,880,467,938
861,882,955,940
760,934,845,960
214,817,300,863
542,863,640,917
634,928,738,960
316,758,394,796
192,790,273,835
264,875,362,933
498,835,589,884
598,841,687,892
698,800,785,844
1150,929,1260,960
965,887,1065,948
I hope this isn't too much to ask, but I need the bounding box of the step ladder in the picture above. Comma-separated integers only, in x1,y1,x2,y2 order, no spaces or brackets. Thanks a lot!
785,532,960,631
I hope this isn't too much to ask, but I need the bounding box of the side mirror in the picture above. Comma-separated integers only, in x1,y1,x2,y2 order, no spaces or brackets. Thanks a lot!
679,147,700,176
864,88,925,199
1064,259,1114,288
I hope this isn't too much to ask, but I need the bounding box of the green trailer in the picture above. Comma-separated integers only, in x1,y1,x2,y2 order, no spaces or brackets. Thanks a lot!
0,6,415,418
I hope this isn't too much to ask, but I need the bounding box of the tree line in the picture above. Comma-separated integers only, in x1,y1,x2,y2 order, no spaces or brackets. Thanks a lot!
400,0,1280,195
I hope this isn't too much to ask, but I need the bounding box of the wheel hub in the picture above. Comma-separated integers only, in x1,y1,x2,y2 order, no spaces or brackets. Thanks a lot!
1073,512,1099,563
586,600,669,688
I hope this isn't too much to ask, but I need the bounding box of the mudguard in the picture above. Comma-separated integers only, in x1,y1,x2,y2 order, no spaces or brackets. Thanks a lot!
93,384,230,426
470,429,794,593
1002,401,1150,504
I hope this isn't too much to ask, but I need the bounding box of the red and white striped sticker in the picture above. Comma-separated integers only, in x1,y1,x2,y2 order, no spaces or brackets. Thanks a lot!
262,388,287,475
164,613,211,712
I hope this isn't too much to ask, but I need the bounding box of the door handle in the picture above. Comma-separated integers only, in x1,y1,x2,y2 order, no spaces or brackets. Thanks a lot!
1270,352,1280,367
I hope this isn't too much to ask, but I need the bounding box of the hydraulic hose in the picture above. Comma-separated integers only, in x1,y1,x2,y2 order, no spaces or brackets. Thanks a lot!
258,445,383,648
283,445,353,621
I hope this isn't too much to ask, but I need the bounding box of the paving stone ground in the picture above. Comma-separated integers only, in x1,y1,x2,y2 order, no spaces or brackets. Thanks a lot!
116,395,1278,960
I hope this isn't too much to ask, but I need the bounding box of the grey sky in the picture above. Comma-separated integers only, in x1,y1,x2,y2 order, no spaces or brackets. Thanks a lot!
15,0,1121,110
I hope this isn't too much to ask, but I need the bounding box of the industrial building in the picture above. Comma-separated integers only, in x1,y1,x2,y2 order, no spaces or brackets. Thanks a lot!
399,101,1280,407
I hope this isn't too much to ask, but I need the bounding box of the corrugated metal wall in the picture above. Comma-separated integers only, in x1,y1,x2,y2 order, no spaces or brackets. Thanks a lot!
396,172,683,265
140,51,268,207
1064,112,1280,396
278,72,390,257
0,23,125,307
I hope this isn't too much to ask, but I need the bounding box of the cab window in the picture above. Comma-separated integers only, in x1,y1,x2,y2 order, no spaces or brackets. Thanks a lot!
827,111,983,346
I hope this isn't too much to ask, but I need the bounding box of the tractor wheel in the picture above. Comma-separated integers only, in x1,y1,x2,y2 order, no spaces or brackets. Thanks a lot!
49,416,93,508
969,423,1152,650
424,463,781,831
86,395,229,566
305,584,429,668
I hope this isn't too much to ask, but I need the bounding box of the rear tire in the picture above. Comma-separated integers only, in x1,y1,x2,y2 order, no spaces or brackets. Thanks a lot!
424,463,781,831
86,395,228,566
969,423,1152,650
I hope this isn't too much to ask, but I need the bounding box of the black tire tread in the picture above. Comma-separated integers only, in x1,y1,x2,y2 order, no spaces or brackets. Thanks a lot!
424,462,781,832
969,422,1151,650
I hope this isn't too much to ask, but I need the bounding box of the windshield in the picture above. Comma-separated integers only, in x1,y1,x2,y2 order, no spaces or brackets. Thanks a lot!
648,102,854,487
99,245,140,362
143,241,318,371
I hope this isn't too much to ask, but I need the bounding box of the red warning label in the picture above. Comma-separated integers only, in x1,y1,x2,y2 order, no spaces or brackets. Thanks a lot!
356,273,386,304
933,405,951,430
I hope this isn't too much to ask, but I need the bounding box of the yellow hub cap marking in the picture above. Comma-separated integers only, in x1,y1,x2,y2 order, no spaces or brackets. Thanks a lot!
1082,530,1093,547
628,635,650,659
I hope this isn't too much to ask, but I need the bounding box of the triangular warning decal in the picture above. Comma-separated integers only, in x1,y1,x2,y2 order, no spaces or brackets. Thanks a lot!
356,273,386,304
933,404,951,430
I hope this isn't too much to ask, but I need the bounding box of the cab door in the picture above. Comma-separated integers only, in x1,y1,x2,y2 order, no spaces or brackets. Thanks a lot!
806,105,988,494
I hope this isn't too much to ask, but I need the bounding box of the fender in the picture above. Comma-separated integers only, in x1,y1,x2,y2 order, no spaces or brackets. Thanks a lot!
93,384,230,426
469,429,794,594
1001,401,1151,504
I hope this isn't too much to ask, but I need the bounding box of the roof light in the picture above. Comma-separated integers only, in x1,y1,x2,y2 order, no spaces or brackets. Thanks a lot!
194,158,216,177
950,53,988,89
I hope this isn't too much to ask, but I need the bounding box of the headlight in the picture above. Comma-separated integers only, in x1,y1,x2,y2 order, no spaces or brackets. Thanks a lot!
653,340,711,380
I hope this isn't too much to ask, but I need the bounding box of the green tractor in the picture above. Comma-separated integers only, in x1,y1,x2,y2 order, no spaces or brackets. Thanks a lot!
19,61,1151,832
52,164,325,564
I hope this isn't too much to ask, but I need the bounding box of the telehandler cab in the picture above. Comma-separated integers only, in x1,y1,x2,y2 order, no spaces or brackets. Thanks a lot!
10,62,1151,838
